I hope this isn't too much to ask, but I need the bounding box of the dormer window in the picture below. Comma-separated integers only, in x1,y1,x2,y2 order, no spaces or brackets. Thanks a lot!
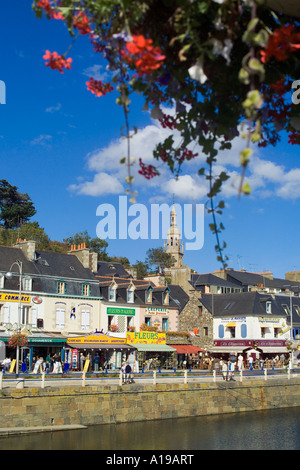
127,284,135,303
82,283,90,297
57,281,66,295
108,281,117,302
162,287,170,305
22,276,32,292
145,286,153,304
266,301,272,314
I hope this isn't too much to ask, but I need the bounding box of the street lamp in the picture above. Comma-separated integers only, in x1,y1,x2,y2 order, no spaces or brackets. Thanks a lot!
5,260,23,375
283,284,298,367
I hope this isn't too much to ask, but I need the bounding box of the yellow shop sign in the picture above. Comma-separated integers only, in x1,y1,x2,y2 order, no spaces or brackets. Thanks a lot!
0,293,31,303
67,333,127,345
127,332,166,345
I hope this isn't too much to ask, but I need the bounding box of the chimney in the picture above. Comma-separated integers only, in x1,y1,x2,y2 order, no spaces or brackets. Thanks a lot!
89,252,98,273
68,243,98,271
14,239,36,261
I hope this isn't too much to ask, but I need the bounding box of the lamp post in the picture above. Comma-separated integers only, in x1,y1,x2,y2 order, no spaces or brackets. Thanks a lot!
283,284,298,367
5,260,23,375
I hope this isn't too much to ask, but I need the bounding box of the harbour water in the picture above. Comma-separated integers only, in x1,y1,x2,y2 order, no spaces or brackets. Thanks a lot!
1,406,300,450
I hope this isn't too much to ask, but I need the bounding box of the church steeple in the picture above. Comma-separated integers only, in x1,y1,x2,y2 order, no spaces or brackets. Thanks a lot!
164,203,184,267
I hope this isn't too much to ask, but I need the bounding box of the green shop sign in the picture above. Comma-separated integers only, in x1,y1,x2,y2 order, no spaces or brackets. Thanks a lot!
107,307,135,316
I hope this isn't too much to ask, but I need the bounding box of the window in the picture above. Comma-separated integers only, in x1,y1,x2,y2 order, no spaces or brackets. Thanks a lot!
82,283,90,297
108,284,116,302
266,301,272,314
282,304,290,315
162,318,168,331
81,309,90,330
145,287,152,304
241,323,247,338
108,315,114,329
21,306,30,325
204,326,209,336
145,316,151,326
56,308,65,329
294,305,300,316
0,275,4,289
261,327,266,338
218,324,224,338
127,286,134,303
22,277,32,292
162,289,169,305
57,281,65,295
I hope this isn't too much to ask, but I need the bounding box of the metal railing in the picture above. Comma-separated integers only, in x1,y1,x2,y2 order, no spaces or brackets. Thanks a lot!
1,367,300,389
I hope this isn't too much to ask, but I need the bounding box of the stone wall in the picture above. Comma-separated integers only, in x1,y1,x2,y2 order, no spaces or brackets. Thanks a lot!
1,378,300,428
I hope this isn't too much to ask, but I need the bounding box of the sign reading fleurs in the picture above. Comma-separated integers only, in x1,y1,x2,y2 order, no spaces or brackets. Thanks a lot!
127,331,166,345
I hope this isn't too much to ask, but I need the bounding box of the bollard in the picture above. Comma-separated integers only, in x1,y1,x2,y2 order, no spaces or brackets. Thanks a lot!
264,369,267,381
240,369,243,382
16,378,24,389
213,370,216,383
0,371,2,390
153,370,156,385
184,370,188,384
119,370,123,386
41,372,45,389
82,372,86,387
288,368,291,380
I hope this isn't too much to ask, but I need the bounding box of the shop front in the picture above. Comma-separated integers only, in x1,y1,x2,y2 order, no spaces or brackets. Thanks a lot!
66,332,136,370
169,345,206,369
126,331,176,370
0,332,67,372
211,339,288,364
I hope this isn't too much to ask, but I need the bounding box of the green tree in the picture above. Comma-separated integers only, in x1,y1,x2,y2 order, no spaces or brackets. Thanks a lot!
132,260,149,279
146,247,176,273
0,180,36,229
64,230,109,260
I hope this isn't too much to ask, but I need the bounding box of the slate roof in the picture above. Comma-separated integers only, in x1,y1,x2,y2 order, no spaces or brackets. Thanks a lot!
190,272,240,289
97,275,189,310
225,270,300,291
0,245,100,297
96,261,131,278
200,291,300,326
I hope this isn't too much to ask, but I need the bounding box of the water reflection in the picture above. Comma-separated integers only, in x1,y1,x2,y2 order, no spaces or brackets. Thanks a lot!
1,407,300,450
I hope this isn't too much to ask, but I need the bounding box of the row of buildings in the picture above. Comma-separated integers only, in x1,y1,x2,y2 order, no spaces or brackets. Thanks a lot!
1,206,300,370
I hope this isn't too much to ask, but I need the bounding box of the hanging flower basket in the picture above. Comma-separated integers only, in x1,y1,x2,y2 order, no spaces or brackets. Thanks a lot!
8,332,29,348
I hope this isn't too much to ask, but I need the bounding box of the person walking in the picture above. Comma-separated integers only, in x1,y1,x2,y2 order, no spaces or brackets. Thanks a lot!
227,361,235,381
125,362,133,384
222,360,228,381
237,354,244,371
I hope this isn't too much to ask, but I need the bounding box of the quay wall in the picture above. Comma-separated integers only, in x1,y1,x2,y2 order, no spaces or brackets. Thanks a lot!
1,379,300,428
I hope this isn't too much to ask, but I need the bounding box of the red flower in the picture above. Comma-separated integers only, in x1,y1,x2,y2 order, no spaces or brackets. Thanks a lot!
43,50,72,73
86,78,114,97
36,0,64,20
122,35,165,76
261,24,300,63
138,158,159,179
73,11,91,35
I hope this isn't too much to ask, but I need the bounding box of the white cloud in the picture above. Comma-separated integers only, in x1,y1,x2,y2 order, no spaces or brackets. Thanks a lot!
30,134,52,146
67,108,300,201
68,172,123,196
82,64,108,81
45,103,61,113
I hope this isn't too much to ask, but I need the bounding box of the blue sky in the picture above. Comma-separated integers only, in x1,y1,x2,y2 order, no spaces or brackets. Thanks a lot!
0,1,300,278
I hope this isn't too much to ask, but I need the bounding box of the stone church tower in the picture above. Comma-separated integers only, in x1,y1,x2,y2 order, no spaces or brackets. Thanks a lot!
164,204,184,267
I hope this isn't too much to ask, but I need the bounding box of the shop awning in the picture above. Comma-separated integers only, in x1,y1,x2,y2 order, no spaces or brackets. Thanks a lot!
132,344,176,352
170,345,205,354
67,343,136,350
226,322,236,327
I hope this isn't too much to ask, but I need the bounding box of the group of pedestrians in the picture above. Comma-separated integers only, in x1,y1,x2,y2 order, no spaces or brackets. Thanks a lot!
220,359,236,381
121,362,135,384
